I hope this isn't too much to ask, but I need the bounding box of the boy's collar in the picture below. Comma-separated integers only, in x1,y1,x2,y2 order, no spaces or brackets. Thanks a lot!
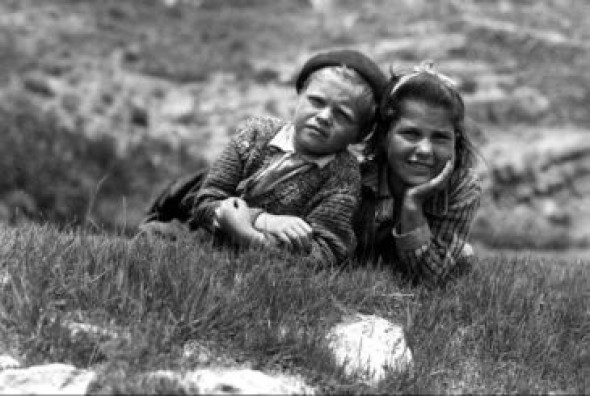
362,160,449,216
269,124,335,168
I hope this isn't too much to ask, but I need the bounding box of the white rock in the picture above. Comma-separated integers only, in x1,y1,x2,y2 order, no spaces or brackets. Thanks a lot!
160,90,195,121
182,340,213,364
0,363,96,394
0,272,10,287
326,313,413,386
0,355,20,371
64,321,119,340
146,367,315,395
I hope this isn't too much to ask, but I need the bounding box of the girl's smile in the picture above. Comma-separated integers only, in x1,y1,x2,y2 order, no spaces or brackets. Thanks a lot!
385,99,456,189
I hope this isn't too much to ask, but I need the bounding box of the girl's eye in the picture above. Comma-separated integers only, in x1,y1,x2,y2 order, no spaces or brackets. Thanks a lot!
433,132,453,142
399,129,420,140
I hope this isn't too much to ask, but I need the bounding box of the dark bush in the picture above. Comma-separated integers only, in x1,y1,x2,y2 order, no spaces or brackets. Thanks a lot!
0,94,205,231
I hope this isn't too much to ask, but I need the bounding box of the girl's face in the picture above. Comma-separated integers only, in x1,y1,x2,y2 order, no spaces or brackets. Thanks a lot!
293,70,363,156
385,99,456,188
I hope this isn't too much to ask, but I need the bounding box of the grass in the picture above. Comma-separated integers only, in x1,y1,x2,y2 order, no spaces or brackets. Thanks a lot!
0,3,588,391
0,222,587,394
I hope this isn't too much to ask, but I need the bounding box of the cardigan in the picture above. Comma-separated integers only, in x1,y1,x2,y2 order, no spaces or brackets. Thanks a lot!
354,159,482,284
190,115,362,267
236,124,335,202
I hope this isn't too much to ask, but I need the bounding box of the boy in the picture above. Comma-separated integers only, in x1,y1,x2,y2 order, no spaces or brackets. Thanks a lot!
143,49,387,267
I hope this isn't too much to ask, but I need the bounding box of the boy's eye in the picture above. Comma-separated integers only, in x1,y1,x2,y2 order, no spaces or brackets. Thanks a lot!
308,95,324,107
335,107,355,123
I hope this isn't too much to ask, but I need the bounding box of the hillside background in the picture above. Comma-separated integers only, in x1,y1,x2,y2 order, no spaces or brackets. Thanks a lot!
1,0,589,251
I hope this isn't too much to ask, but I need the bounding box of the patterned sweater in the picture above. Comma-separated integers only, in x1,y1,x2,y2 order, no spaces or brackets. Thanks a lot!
190,116,362,266
354,159,482,284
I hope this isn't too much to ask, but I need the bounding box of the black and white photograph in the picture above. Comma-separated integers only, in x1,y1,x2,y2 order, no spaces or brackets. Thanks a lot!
0,0,588,393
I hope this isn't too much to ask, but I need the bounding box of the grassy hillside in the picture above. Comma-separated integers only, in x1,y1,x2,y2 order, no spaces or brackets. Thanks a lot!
0,222,588,393
0,2,588,392
3,0,588,122
1,0,589,239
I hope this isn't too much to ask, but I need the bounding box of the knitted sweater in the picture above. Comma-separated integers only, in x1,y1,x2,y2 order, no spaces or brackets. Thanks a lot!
191,116,362,266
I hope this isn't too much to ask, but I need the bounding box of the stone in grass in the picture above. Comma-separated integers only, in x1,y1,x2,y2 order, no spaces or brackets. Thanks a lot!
0,363,96,394
64,321,121,341
326,313,413,387
143,368,315,395
0,272,10,288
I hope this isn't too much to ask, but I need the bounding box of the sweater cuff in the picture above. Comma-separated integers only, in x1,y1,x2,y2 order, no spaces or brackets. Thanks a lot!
212,203,222,229
248,207,265,224
392,224,431,251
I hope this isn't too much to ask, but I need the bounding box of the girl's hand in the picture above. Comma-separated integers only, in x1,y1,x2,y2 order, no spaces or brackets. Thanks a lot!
255,213,313,253
217,197,267,246
406,159,454,207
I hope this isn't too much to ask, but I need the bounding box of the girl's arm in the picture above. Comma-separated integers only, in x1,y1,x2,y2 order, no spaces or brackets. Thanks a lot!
390,169,482,284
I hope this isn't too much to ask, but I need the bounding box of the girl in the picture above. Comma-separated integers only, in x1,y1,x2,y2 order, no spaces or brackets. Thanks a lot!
355,61,482,285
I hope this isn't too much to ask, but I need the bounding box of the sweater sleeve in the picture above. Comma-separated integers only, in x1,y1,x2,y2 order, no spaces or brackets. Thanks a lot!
190,118,268,232
303,156,362,267
391,169,482,284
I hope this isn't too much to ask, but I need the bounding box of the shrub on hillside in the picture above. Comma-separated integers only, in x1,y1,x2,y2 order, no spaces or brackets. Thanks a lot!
0,94,205,231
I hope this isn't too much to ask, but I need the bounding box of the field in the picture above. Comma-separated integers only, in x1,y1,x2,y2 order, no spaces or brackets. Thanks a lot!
1,222,588,393
0,0,589,393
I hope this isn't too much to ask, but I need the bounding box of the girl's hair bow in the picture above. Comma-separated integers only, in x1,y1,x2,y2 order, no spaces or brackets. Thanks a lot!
388,60,458,97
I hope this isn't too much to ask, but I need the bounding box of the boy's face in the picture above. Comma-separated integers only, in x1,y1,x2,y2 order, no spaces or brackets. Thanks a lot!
293,70,364,156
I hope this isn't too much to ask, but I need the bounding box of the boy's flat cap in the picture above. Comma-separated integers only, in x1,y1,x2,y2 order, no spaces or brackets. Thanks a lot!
295,49,387,102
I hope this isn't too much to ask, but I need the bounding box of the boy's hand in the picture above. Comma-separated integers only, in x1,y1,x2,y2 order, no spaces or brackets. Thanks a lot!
406,159,454,207
254,213,312,253
217,197,267,246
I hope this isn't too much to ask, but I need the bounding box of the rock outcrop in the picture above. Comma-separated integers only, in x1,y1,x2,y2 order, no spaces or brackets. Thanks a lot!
326,314,413,386
0,312,416,393
137,368,314,395
0,360,315,395
474,128,590,248
0,363,97,394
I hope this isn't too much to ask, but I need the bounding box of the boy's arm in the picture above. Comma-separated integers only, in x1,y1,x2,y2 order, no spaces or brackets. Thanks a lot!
251,157,361,265
306,189,360,267
251,161,361,265
188,135,244,232
142,169,209,225
189,124,265,238
300,161,362,267
216,197,267,246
